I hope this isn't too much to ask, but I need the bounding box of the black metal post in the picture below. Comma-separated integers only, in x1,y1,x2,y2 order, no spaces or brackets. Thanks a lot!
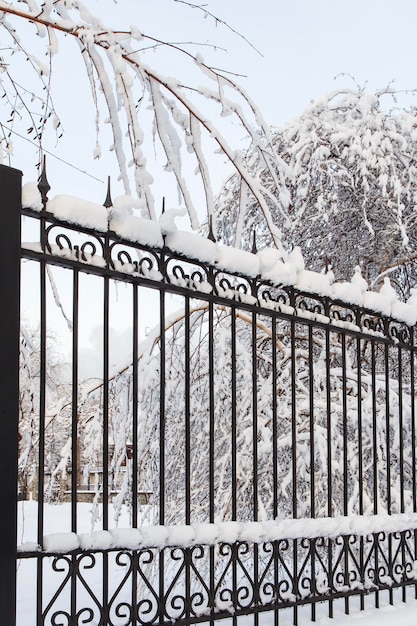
0,164,22,626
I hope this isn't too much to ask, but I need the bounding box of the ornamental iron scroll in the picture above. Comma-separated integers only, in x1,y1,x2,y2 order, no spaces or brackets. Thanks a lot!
45,223,106,266
109,241,162,281
21,529,417,625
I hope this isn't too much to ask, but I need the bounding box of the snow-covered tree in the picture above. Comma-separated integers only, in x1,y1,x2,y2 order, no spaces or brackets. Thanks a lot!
18,325,71,500
67,296,415,527
214,88,417,297
0,0,284,240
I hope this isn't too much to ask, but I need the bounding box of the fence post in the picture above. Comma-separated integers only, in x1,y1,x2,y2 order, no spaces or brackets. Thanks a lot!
0,164,22,626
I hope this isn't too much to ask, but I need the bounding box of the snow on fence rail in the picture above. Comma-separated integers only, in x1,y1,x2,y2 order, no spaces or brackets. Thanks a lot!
18,512,417,554
15,168,417,624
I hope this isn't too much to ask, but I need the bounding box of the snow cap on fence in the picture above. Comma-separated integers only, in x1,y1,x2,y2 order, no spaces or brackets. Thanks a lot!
21,188,417,326
19,512,417,555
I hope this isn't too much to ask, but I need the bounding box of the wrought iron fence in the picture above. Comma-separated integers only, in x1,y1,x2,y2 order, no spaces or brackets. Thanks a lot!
2,162,417,624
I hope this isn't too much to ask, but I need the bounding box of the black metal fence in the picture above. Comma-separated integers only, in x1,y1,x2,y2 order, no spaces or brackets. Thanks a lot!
3,163,417,624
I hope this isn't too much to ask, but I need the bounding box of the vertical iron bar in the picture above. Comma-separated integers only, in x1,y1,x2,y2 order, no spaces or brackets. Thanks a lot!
398,343,405,514
252,310,258,523
159,285,166,626
341,334,348,517
103,275,110,529
252,310,259,625
0,165,22,626
308,324,315,519
308,325,315,623
272,317,278,520
371,341,379,609
398,341,406,603
231,306,238,624
208,296,215,625
291,319,297,519
411,329,417,514
290,316,298,626
231,307,237,520
184,295,191,526
184,294,191,624
356,335,364,611
384,340,393,606
208,297,215,523
326,330,332,518
131,284,139,620
341,333,349,616
132,284,139,526
271,317,279,626
410,330,417,599
326,328,333,619
357,336,364,516
159,286,166,525
71,270,79,531
384,342,391,515
102,273,110,622
371,341,378,516
37,222,47,625
71,269,79,621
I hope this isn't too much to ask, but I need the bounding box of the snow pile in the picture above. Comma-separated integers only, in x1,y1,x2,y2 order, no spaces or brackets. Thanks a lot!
22,182,43,211
21,190,417,326
296,270,332,297
47,195,108,232
216,244,260,277
110,213,164,248
18,512,417,554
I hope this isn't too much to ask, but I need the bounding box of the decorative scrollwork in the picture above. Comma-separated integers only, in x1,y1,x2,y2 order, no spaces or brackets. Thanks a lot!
115,249,135,270
331,307,354,324
108,241,161,279
260,580,275,604
258,286,291,312
296,296,325,316
80,241,97,262
51,554,72,574
77,607,96,625
114,603,132,623
136,598,159,625
236,584,252,608
108,552,134,624
168,593,186,616
190,591,206,615
389,322,411,344
362,315,385,334
172,264,187,281
138,256,155,274
135,549,159,624
51,610,71,625
54,232,72,254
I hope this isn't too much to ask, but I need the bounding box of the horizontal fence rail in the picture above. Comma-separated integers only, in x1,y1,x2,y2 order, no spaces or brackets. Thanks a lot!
14,172,417,624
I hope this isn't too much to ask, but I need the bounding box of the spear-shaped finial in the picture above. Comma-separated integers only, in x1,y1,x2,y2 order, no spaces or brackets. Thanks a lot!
37,155,50,208
207,215,216,242
103,175,112,208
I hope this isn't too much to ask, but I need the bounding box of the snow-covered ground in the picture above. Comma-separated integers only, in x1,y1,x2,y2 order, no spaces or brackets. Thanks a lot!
284,600,417,625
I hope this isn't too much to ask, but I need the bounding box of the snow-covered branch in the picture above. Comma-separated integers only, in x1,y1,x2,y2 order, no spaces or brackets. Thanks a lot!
0,0,283,236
